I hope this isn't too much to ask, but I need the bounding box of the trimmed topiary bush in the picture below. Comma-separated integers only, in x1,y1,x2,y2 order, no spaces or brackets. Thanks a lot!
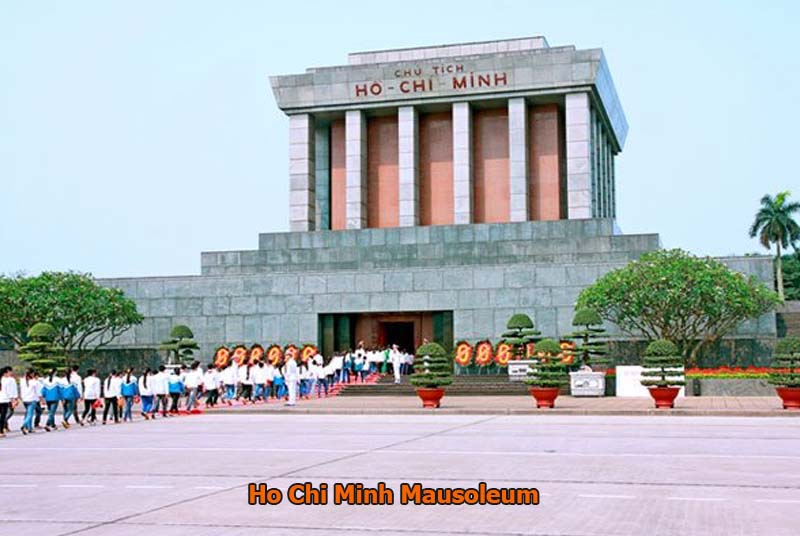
525,338,569,388
159,324,200,366
410,342,453,388
500,313,541,360
640,340,685,388
769,337,800,388
17,322,67,373
567,307,610,369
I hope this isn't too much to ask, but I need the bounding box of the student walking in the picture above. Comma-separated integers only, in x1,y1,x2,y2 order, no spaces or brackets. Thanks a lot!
64,365,84,427
285,356,299,406
60,370,80,429
138,369,155,419
184,363,201,412
238,363,254,403
82,370,101,425
19,370,41,435
220,363,237,405
168,367,184,413
41,370,62,432
203,365,219,407
0,367,19,437
102,371,121,425
152,365,169,417
120,369,138,422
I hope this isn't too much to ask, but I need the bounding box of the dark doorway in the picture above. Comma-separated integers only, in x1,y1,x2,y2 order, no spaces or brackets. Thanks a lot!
379,322,415,353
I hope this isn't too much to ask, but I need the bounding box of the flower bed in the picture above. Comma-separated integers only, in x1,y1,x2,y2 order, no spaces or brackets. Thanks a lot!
683,367,775,396
685,366,772,379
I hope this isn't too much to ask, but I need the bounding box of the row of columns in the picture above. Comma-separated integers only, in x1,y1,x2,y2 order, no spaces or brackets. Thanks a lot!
288,92,616,232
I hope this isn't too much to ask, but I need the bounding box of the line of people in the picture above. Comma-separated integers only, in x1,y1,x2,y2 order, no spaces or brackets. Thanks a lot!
0,343,413,438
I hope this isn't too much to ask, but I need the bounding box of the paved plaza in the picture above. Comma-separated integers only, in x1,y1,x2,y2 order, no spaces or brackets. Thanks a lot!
1,412,799,535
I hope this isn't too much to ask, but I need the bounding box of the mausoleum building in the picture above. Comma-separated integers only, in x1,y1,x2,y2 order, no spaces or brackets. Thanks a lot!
99,37,775,361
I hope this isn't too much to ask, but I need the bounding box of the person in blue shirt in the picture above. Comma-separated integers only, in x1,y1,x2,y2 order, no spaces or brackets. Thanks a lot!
120,368,139,422
40,369,63,432
167,367,184,414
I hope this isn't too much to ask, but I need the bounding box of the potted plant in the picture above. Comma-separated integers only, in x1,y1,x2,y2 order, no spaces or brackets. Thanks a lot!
410,342,453,408
525,338,568,408
640,339,685,409
500,313,541,360
567,308,610,396
769,337,800,409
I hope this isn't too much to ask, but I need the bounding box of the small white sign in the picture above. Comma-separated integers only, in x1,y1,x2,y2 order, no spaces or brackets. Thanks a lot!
508,360,535,382
616,366,685,397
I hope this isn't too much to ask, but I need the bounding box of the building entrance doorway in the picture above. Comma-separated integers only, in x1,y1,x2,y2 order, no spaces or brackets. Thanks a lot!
379,321,415,353
318,311,453,357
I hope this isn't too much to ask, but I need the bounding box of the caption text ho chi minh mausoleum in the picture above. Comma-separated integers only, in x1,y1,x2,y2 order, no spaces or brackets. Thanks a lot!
101,37,776,363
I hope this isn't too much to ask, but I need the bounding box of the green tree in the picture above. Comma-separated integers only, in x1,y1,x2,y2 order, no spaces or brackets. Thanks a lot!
577,249,780,367
781,254,800,301
17,322,67,373
749,191,800,300
0,272,143,365
567,308,610,369
410,342,453,388
158,324,200,366
499,313,541,360
525,338,568,388
640,340,685,388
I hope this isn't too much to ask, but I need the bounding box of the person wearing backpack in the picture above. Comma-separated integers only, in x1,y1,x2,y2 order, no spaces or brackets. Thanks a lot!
167,367,184,414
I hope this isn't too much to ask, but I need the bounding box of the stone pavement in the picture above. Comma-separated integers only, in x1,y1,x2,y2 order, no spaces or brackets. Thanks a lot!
215,394,794,416
0,413,798,536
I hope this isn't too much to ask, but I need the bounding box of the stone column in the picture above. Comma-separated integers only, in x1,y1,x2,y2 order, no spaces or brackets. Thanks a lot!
565,93,592,219
289,114,315,232
508,97,528,222
452,101,472,224
345,110,367,229
398,106,419,227
314,122,331,230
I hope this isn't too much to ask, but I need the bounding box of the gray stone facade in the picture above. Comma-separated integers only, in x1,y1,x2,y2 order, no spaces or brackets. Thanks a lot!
97,219,777,360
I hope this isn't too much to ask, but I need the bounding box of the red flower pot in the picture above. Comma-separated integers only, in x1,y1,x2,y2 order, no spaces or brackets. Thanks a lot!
530,387,560,409
648,386,680,409
416,388,445,409
775,387,800,410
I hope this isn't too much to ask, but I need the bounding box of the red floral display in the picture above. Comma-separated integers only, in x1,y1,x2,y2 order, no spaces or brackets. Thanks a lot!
213,346,231,368
301,344,318,363
454,341,473,366
495,342,512,366
248,344,264,365
266,344,283,366
474,340,494,366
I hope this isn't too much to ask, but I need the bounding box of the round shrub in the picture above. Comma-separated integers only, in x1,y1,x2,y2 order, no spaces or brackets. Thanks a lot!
410,342,453,389
572,308,602,326
645,339,679,357
535,338,562,356
506,313,534,330
27,322,57,341
170,324,194,339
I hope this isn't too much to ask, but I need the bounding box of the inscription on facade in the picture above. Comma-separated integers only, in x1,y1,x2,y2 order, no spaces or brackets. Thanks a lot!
354,63,509,98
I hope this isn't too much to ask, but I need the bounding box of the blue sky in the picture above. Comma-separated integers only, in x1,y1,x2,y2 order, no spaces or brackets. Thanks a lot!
2,1,798,278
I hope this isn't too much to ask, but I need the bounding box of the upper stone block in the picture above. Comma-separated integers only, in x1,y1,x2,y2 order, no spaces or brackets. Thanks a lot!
270,36,628,149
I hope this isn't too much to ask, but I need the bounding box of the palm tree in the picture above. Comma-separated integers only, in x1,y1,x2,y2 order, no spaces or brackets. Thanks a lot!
749,191,800,300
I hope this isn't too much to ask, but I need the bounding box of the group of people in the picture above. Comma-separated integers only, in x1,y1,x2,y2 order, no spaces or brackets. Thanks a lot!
0,342,415,438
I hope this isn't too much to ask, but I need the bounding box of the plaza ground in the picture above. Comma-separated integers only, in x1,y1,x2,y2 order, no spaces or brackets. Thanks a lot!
1,412,799,535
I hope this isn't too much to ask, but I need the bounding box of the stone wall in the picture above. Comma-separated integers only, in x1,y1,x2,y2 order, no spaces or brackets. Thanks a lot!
97,219,777,362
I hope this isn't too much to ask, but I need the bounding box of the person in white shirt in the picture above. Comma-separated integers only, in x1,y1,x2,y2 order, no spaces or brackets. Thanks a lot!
202,364,220,407
238,364,254,403
81,369,101,425
252,362,268,402
284,356,299,406
19,370,41,435
138,368,155,420
151,365,170,417
220,363,237,404
184,362,202,412
102,370,122,424
0,367,19,437
391,344,403,384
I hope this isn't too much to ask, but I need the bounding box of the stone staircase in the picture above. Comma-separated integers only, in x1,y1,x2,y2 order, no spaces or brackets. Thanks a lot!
338,374,531,396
